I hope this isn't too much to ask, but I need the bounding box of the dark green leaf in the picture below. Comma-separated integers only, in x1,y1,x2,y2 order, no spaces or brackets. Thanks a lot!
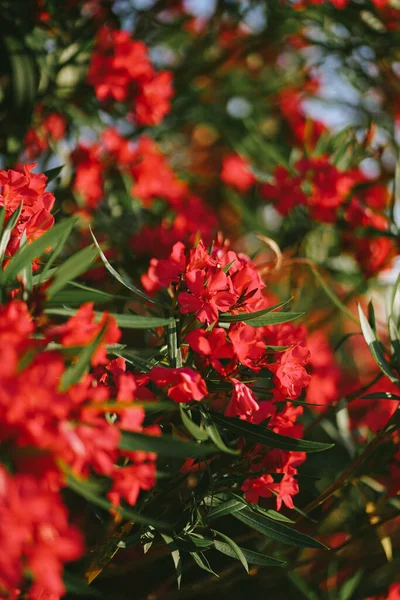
4,218,76,284
210,413,334,453
213,531,248,573
0,203,23,262
219,298,292,323
120,431,218,458
233,507,328,549
43,165,64,182
207,499,245,521
90,228,171,310
66,471,172,528
180,405,209,441
46,245,98,298
160,534,182,589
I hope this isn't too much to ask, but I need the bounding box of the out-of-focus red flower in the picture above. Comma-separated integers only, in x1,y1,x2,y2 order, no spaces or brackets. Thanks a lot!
221,154,256,192
87,27,173,126
0,467,83,600
46,302,121,366
71,143,104,209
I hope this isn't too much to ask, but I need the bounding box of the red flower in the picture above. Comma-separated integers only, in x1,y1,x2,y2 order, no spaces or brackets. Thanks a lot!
87,27,173,126
269,344,311,399
225,379,259,419
46,303,121,366
150,366,207,403
179,268,238,324
0,467,82,600
134,71,174,126
108,462,157,507
71,144,104,209
187,327,235,375
221,154,256,192
0,164,55,258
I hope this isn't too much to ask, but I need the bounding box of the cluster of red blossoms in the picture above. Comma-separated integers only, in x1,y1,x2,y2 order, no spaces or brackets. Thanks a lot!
71,128,217,256
142,238,313,509
87,27,173,126
260,155,396,274
0,301,159,599
0,165,55,259
24,105,67,160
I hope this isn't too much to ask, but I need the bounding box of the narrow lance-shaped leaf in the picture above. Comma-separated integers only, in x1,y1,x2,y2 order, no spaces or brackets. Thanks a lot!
43,165,64,182
219,298,293,322
4,218,76,284
66,470,172,529
120,430,218,458
210,412,334,453
90,228,171,310
160,534,182,590
233,506,328,549
180,405,209,441
46,244,99,298
358,305,400,385
200,409,240,456
212,539,285,567
213,531,248,573
47,308,171,329
0,203,23,262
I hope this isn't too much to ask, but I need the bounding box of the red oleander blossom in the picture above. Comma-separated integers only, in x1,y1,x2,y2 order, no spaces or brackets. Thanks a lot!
46,303,121,366
150,366,207,403
221,154,256,192
269,344,311,399
0,467,82,600
87,27,173,126
0,164,55,258
225,379,259,419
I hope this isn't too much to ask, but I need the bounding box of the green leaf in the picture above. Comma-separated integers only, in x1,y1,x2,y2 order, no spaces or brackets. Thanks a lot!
245,312,304,328
46,245,99,298
309,264,358,324
213,531,248,573
180,405,209,441
4,218,76,284
168,317,182,368
233,507,328,549
207,499,246,521
209,413,334,453
46,307,171,328
200,410,240,456
190,552,218,576
340,569,364,600
90,228,171,310
120,431,218,458
160,534,182,589
3,33,38,125
0,203,23,262
213,539,285,568
236,547,285,568
61,323,107,390
359,305,400,385
43,165,64,182
360,391,400,400
219,298,292,322
66,471,172,528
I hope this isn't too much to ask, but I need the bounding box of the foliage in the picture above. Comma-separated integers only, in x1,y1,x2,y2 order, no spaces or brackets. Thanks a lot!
0,1,399,599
